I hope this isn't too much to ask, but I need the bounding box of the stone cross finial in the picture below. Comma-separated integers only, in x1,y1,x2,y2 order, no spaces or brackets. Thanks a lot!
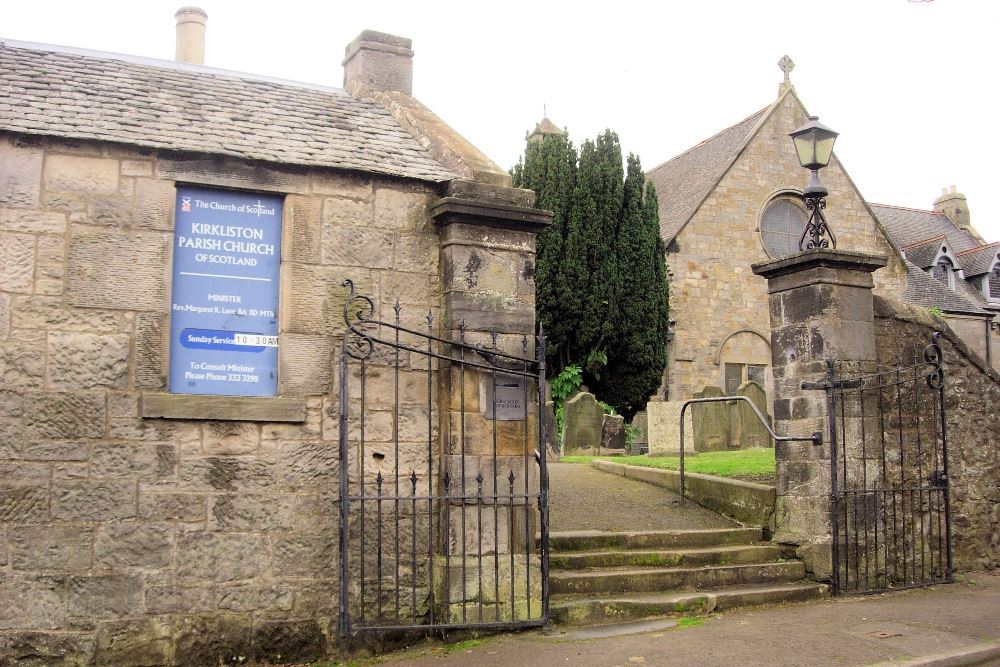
778,55,795,83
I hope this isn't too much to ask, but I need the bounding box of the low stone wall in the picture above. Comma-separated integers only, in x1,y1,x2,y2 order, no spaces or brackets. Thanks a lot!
874,296,1000,571
590,460,776,529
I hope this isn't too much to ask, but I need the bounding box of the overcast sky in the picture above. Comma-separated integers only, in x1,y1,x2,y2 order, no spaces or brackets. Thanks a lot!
5,0,998,244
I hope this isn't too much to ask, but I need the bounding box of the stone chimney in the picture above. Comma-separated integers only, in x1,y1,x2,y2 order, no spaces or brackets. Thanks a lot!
933,185,983,243
175,7,207,65
342,30,413,95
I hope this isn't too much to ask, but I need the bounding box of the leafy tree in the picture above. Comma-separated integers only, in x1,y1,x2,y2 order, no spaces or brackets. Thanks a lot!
513,127,669,418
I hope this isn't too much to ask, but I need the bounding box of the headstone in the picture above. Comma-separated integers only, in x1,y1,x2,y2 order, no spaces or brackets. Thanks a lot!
630,410,648,455
692,385,729,452
646,401,692,455
735,381,773,449
601,414,625,453
542,400,559,460
561,391,604,456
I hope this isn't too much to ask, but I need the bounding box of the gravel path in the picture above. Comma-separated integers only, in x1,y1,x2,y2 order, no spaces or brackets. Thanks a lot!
547,462,736,532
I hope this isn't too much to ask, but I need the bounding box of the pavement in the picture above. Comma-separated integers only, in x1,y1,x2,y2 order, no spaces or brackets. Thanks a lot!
367,572,1000,667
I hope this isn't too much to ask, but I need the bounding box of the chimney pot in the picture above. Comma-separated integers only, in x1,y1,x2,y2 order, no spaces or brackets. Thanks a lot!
175,6,207,65
343,30,414,95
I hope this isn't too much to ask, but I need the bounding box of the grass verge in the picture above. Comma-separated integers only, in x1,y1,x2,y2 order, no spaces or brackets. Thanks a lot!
560,449,775,479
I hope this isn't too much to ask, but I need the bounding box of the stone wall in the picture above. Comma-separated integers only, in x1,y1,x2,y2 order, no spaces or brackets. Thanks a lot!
874,297,1000,571
664,92,907,403
0,132,444,664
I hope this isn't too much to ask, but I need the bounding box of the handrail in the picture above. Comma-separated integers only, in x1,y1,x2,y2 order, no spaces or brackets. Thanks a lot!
677,396,822,503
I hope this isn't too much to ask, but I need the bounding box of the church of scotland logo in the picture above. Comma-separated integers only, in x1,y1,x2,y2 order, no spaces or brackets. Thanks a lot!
181,196,192,212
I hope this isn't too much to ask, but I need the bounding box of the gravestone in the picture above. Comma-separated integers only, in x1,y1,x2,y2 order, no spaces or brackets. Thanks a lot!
736,381,773,449
601,414,625,453
630,410,648,454
645,401,692,455
561,391,604,456
692,385,729,452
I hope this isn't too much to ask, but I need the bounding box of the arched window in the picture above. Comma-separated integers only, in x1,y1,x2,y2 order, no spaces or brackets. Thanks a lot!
760,198,807,259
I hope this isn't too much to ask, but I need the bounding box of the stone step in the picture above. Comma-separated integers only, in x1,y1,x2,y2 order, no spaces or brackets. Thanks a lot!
550,581,829,627
547,527,762,553
550,544,782,570
550,560,806,595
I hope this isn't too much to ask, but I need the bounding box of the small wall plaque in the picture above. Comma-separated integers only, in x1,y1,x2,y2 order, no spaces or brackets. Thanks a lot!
484,375,527,421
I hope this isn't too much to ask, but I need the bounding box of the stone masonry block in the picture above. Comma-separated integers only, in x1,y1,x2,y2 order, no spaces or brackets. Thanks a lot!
88,195,134,227
322,223,393,269
283,194,321,264
11,525,93,571
134,177,176,230
373,188,431,230
271,533,337,578
178,456,275,492
144,582,215,614
394,233,437,274
0,292,9,340
67,574,143,619
135,312,166,390
176,532,266,581
24,391,105,440
0,208,66,233
202,421,260,455
217,582,294,612
94,617,172,666
47,332,130,389
44,155,119,194
67,226,168,311
0,574,67,630
94,523,173,569
34,233,66,295
0,480,49,524
4,630,95,666
12,295,120,331
208,493,295,532
0,338,45,388
0,140,43,207
52,479,137,521
275,441,339,491
91,442,176,481
139,492,206,522
279,333,333,396
322,195,373,228
0,232,35,294
173,613,253,666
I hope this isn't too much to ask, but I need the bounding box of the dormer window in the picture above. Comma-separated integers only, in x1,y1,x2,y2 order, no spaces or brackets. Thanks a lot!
990,265,1000,301
931,255,955,289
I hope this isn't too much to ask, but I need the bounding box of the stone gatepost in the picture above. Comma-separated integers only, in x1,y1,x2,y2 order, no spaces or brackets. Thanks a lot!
430,179,551,622
752,249,886,579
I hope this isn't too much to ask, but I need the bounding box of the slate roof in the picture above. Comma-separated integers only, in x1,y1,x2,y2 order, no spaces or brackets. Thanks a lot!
901,236,946,269
0,41,456,182
956,242,1000,277
869,204,978,254
646,107,768,243
903,260,989,316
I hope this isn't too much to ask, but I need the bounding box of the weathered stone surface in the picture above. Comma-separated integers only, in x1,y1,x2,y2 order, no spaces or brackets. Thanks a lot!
0,338,45,388
138,492,206,523
275,441,338,490
46,332,130,389
93,618,172,666
373,188,430,230
0,140,43,207
24,391,105,440
134,178,175,230
252,619,326,664
174,613,252,667
134,313,166,390
144,581,214,614
208,494,295,531
22,440,89,461
0,293,9,341
601,414,625,452
4,630,95,666
692,385,729,452
0,574,67,629
94,523,173,569
217,582,293,612
0,208,66,233
278,333,333,396
52,479,137,521
12,295,120,332
140,393,306,422
67,575,143,619
44,155,119,194
202,421,260,455
0,232,35,294
561,392,604,456
88,195,134,227
646,400,692,455
175,532,266,581
91,442,175,481
322,221,392,268
11,525,93,572
283,194,321,264
735,381,773,449
272,533,337,578
0,479,49,523
66,227,168,311
178,457,275,492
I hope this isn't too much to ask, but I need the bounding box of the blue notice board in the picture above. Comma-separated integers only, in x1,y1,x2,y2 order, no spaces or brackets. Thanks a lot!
168,186,283,396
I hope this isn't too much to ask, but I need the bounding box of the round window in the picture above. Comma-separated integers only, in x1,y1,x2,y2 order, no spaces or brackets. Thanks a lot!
760,199,807,258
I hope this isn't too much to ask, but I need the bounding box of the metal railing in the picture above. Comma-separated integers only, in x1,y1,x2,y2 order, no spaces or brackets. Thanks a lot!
677,396,821,503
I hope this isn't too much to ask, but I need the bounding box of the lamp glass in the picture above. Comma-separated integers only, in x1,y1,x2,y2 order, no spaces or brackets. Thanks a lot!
789,116,839,170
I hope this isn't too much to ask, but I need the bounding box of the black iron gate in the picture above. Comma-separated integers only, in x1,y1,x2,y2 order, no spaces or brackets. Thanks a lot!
822,332,953,594
337,280,549,635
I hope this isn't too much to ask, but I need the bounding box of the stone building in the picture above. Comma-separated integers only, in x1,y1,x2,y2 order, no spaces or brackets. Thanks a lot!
0,13,548,665
645,63,997,406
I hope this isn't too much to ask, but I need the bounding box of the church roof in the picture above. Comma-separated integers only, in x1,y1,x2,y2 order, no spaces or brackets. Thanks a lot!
0,40,456,183
956,242,1000,277
646,107,768,243
530,117,565,137
869,204,979,255
901,235,947,270
903,260,989,316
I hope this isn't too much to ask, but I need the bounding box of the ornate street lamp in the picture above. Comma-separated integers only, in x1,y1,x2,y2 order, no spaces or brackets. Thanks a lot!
790,115,839,250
